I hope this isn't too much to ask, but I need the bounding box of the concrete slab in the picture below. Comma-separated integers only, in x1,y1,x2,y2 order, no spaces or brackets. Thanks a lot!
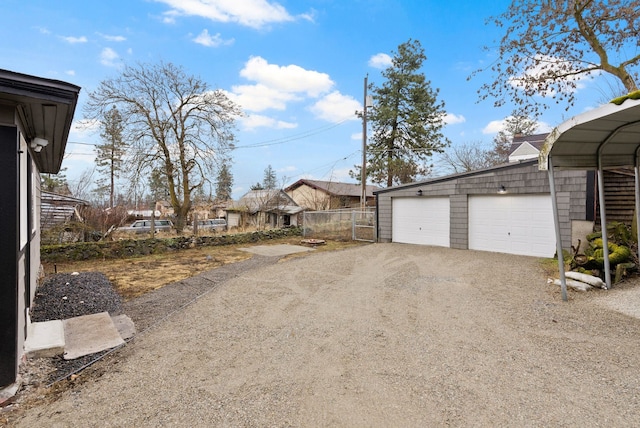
62,312,125,360
240,244,314,257
0,377,21,405
24,320,65,358
111,314,136,340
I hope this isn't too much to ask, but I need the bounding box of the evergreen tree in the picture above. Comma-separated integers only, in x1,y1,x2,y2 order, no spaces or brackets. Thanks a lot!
215,162,234,200
41,167,70,194
262,165,277,190
148,167,169,202
364,39,449,187
95,105,127,208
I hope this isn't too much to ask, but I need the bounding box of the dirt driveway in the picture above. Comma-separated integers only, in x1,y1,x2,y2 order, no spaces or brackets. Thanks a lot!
13,243,640,426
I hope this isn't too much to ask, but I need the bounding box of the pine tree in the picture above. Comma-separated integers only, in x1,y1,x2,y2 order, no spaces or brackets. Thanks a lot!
95,105,127,208
262,165,277,190
365,39,449,187
215,162,233,201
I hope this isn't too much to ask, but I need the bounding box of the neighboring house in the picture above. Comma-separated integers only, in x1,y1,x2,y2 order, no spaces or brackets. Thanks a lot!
227,189,303,229
40,191,89,230
285,179,380,210
508,133,549,162
375,159,592,258
0,70,80,391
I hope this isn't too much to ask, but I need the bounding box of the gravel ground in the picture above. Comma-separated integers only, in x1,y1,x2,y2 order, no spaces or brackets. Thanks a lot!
30,272,124,322
8,243,640,427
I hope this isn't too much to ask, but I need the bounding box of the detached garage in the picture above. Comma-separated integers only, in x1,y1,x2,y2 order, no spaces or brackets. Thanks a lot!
375,160,592,257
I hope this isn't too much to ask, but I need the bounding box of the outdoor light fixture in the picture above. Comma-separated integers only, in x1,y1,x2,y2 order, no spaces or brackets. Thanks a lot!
498,185,507,194
30,137,49,153
416,189,423,196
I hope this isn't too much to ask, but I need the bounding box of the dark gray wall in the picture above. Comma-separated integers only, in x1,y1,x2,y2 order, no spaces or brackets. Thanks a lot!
376,161,588,251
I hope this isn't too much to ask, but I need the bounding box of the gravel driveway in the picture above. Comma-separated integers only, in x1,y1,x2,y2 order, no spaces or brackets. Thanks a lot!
13,243,640,426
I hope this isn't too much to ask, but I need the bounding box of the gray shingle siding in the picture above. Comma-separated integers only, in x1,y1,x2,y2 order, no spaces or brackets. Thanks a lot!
376,161,588,252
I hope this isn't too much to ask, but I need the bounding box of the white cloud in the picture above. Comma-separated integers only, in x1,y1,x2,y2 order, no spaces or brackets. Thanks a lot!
443,113,466,125
100,47,120,67
368,53,392,69
229,56,337,115
536,121,553,133
240,56,333,97
36,26,51,35
351,132,362,141
228,84,299,112
62,35,88,44
99,33,127,42
65,70,76,76
154,0,296,29
193,29,234,47
240,114,297,130
309,91,360,123
482,119,507,135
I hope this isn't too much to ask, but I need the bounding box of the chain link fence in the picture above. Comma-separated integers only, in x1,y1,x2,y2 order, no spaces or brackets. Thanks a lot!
302,208,376,242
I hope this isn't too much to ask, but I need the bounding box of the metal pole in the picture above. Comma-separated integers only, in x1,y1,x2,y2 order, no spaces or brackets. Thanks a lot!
360,75,368,210
597,154,612,289
635,147,640,258
548,157,567,301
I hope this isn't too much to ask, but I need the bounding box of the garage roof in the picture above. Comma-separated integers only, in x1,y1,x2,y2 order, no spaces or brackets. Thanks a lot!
539,96,640,170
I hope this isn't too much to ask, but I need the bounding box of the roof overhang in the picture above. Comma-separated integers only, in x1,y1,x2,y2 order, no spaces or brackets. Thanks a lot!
539,97,640,171
0,69,80,173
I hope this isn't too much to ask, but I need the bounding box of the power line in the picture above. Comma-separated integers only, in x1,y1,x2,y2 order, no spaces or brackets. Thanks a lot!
233,117,353,149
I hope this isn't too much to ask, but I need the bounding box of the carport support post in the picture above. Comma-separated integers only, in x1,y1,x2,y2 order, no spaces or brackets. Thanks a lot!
635,148,640,258
597,156,612,290
547,157,568,301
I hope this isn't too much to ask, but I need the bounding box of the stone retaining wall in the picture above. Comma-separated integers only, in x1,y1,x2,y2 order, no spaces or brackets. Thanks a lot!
41,227,303,263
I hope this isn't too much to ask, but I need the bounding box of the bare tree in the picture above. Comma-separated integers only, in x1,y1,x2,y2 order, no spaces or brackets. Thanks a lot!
440,142,493,174
84,61,242,232
472,0,640,116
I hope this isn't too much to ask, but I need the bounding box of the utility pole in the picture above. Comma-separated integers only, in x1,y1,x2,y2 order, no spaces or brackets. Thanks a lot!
360,75,368,210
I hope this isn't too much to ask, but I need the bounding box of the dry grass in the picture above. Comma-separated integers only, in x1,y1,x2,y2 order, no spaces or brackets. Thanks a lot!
42,237,367,301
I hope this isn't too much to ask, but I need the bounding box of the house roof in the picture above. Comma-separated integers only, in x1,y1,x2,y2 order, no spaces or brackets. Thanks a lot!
508,132,549,156
285,179,380,197
539,96,640,170
229,189,300,214
0,69,80,174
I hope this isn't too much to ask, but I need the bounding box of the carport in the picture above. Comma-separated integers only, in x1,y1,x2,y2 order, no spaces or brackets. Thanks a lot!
540,95,640,300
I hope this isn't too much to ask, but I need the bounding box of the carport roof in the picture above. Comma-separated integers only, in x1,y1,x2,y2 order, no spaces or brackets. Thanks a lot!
539,95,640,170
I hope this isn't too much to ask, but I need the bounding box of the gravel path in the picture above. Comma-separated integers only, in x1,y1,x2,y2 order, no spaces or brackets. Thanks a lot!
11,243,640,426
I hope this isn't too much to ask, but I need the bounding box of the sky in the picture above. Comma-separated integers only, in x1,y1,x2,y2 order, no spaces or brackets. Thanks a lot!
1,0,612,199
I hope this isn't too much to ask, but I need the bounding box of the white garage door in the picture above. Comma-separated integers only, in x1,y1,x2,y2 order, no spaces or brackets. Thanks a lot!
468,194,556,257
392,197,450,247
